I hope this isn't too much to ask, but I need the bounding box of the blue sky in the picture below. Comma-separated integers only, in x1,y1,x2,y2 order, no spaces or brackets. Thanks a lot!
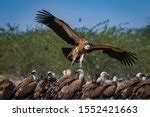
0,0,150,31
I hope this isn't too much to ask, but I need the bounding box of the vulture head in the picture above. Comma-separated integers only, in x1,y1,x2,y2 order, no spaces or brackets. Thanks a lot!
113,76,118,82
96,76,105,86
105,76,118,86
136,72,146,79
62,69,72,77
76,69,85,80
100,71,110,80
31,70,40,82
47,71,56,79
142,76,147,81
84,44,92,50
31,69,37,75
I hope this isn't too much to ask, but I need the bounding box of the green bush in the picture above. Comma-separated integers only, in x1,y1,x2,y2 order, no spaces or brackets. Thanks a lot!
0,23,149,77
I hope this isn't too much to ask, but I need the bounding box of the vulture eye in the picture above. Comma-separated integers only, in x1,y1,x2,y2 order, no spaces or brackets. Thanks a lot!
84,45,91,50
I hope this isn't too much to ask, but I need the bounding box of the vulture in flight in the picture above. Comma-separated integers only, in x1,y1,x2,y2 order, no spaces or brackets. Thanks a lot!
36,10,137,67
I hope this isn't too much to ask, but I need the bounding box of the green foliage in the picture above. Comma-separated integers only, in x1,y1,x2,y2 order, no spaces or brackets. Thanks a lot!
0,22,149,77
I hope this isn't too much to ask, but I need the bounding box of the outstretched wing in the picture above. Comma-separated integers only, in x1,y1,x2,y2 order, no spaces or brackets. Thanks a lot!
88,44,137,66
35,9,82,45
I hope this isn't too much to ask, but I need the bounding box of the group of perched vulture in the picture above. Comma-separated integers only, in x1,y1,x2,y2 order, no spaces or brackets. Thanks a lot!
0,69,149,100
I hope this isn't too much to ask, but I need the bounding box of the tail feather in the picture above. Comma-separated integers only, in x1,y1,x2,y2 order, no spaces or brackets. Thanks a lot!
61,48,80,63
61,48,73,61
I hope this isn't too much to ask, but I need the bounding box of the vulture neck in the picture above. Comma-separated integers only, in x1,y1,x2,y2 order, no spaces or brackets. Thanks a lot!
96,77,105,86
79,73,84,81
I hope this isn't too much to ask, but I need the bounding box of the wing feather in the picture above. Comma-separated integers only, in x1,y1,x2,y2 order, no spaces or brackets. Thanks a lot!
88,44,137,66
35,9,82,45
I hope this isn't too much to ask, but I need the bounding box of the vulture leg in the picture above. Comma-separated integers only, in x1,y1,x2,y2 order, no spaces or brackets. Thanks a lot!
79,54,84,68
71,53,78,65
71,47,79,65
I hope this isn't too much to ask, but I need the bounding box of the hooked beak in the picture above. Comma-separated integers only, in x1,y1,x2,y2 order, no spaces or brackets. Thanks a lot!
75,71,79,76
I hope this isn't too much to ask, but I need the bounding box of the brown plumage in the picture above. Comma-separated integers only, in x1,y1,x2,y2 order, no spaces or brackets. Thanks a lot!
14,70,38,99
57,69,85,99
34,71,57,99
81,75,111,99
47,69,74,99
36,10,137,67
54,70,73,92
46,71,57,83
102,76,118,99
34,71,57,100
60,78,84,99
81,82,111,99
82,80,93,92
114,74,143,99
56,76,77,99
57,69,72,85
43,71,57,99
34,80,46,99
130,79,150,99
0,75,15,99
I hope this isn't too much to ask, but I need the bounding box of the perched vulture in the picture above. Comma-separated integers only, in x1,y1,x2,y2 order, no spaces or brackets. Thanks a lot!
49,69,74,99
82,77,94,90
0,75,15,99
57,69,72,85
130,79,150,99
114,73,145,99
82,71,109,92
43,71,58,99
82,71,109,93
102,76,118,99
53,69,72,92
57,69,85,99
97,71,110,81
36,9,137,67
34,70,57,99
81,75,111,99
34,79,46,100
13,70,39,99
34,71,57,99
46,71,57,83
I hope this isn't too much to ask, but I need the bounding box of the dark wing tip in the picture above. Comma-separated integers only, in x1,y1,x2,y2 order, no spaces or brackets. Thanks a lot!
35,9,55,24
120,51,137,66
36,9,52,16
